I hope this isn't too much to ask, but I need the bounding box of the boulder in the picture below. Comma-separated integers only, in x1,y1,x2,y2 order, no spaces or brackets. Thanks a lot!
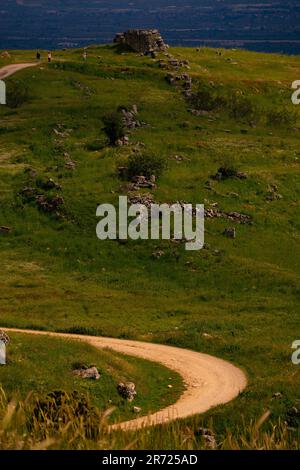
0,331,10,345
73,366,101,380
0,226,12,234
195,427,217,450
117,382,137,401
223,227,236,239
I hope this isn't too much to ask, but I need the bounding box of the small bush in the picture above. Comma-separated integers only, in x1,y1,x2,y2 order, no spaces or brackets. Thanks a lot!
126,153,167,179
190,79,227,112
102,112,125,145
213,154,241,180
228,95,257,122
266,108,297,127
6,79,30,108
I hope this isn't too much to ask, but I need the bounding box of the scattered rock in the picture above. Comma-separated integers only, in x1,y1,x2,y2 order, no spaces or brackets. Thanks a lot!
214,167,247,181
64,152,76,170
176,200,252,225
266,185,283,201
202,332,213,339
20,186,37,200
188,109,210,117
133,406,142,413
129,175,156,190
65,160,76,170
195,427,217,450
223,227,236,239
36,195,65,213
205,208,252,225
169,155,190,163
272,392,283,399
117,382,137,402
0,331,10,345
120,105,146,129
152,250,165,259
0,226,12,234
53,127,72,139
228,192,240,198
165,72,192,95
129,193,154,208
116,136,130,146
73,366,101,380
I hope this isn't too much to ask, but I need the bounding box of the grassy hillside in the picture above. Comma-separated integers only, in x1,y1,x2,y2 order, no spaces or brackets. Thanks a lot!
0,333,183,424
0,45,300,444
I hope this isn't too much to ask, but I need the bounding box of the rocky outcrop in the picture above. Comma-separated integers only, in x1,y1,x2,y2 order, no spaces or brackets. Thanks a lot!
0,331,10,345
73,366,101,380
117,382,137,401
114,29,168,54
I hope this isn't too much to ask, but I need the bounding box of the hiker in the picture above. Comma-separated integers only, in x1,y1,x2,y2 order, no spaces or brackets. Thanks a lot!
36,50,41,60
48,51,52,63
83,49,87,61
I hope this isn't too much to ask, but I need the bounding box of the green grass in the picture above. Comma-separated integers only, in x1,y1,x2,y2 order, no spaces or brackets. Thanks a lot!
0,333,183,424
0,44,300,447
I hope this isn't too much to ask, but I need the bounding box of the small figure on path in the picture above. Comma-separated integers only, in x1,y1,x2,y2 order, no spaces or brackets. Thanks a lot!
83,49,87,61
48,51,52,63
36,50,41,61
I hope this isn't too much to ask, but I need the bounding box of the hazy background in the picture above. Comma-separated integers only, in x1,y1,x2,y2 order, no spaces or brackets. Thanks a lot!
1,0,300,54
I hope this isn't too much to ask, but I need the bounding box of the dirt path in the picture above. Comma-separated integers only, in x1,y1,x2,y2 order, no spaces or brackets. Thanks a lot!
2,328,247,431
0,63,37,80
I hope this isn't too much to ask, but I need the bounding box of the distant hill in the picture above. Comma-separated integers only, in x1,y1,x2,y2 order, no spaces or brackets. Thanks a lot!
1,0,300,54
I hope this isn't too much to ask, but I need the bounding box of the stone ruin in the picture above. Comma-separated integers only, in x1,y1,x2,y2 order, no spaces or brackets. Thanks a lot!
114,29,168,54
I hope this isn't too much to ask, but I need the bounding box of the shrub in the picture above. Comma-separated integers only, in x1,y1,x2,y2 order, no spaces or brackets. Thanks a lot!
214,154,240,179
102,112,125,145
266,108,297,127
6,79,30,108
190,80,226,111
228,95,257,122
126,153,167,179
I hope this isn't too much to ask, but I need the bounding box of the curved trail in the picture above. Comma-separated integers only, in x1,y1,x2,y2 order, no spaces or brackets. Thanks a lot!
0,63,37,80
0,62,247,429
2,328,247,430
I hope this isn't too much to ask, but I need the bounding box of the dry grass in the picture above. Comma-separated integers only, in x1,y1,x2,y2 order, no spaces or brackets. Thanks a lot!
0,388,299,450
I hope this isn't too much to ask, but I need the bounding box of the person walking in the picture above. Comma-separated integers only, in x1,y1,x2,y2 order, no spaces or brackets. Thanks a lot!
36,50,41,61
48,51,52,63
83,49,87,61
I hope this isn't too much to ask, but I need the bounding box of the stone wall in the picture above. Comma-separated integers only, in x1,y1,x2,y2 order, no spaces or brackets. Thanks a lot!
114,29,168,54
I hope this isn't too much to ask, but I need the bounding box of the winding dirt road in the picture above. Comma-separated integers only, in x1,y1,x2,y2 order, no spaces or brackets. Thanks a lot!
2,328,247,430
0,63,37,80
